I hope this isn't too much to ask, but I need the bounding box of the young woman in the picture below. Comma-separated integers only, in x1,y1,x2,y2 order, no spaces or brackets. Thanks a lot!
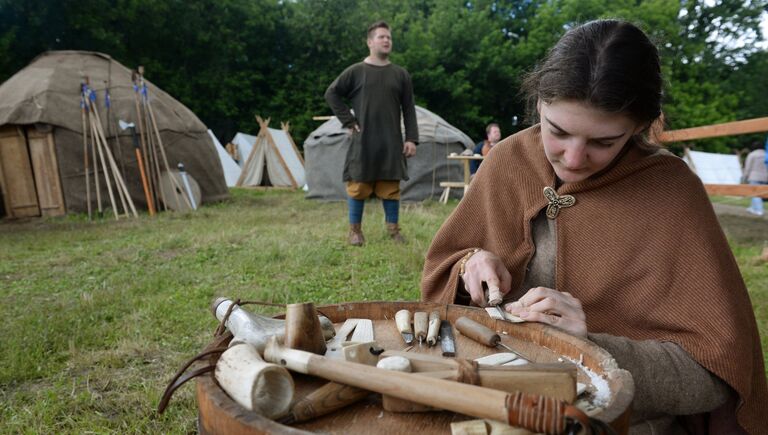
421,20,766,433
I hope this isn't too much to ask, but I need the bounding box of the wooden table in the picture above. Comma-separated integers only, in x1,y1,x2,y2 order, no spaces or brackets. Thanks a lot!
439,154,484,203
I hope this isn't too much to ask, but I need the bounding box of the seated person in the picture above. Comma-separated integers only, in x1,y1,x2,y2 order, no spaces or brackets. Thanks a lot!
421,19,766,434
469,123,501,175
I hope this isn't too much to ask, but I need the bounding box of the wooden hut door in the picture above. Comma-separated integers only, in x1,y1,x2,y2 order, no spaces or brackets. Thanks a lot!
26,127,65,216
0,126,40,218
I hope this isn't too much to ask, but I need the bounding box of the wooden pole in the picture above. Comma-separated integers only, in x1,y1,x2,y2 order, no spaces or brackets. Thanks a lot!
88,107,119,220
132,69,158,212
81,93,92,220
145,92,192,209
130,127,155,216
90,101,139,217
90,106,129,218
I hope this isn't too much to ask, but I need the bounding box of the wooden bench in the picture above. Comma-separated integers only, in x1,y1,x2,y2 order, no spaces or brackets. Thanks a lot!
439,181,468,204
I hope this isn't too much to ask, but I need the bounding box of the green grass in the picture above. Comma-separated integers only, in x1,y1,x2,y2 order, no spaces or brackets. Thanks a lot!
710,195,752,208
1,189,765,433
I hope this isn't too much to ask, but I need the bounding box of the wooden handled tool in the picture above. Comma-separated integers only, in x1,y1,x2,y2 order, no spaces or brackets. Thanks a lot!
380,350,576,403
280,382,370,424
455,316,531,360
263,337,590,433
395,309,413,345
426,311,440,346
413,311,428,345
440,320,456,356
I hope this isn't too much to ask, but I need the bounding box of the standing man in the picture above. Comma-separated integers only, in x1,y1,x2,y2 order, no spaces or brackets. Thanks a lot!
742,141,767,216
325,21,418,246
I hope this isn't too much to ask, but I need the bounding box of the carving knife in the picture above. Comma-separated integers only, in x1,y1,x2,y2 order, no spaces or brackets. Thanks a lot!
395,309,414,345
455,316,532,361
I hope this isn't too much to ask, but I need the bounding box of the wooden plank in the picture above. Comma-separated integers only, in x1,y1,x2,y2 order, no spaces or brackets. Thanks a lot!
705,184,768,198
658,117,768,143
26,127,66,216
439,181,466,188
0,126,40,217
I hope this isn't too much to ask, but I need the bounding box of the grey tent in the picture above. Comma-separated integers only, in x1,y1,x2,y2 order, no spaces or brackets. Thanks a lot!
304,106,473,201
0,51,227,218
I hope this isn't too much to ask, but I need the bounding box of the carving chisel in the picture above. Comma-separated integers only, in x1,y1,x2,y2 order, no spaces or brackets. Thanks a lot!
395,309,414,345
439,320,456,357
455,316,531,361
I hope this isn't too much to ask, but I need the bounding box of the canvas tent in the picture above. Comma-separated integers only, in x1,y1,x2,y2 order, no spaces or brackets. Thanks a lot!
208,130,241,187
304,106,474,201
235,117,306,188
683,148,742,184
0,51,228,219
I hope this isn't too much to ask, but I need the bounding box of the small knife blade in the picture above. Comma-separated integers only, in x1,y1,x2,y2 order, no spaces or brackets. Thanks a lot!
395,309,414,345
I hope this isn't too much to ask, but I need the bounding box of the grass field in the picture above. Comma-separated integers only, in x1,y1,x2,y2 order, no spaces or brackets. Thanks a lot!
1,189,766,433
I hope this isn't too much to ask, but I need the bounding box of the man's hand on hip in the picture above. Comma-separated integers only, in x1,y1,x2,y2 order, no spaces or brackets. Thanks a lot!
403,141,416,158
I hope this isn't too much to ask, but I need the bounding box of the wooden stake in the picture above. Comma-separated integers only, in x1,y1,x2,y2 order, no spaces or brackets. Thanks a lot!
89,108,129,218
132,71,157,212
88,109,119,220
90,102,138,217
81,97,92,220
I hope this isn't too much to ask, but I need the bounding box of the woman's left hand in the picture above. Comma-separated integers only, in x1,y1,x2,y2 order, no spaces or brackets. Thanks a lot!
504,287,587,338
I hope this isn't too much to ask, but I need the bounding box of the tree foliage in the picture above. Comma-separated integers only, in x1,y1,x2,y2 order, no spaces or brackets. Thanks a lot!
0,0,766,152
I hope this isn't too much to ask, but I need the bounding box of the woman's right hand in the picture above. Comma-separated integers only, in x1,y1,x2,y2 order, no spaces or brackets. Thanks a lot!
461,250,512,307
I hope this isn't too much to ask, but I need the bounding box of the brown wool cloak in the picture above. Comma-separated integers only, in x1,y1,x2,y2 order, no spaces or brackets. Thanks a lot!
421,125,768,433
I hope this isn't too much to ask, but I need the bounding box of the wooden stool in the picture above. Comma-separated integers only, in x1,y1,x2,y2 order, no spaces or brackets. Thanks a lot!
439,181,467,204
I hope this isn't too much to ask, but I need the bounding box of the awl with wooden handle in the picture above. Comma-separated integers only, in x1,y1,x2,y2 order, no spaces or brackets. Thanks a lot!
455,316,532,361
395,309,414,345
413,311,428,345
426,311,440,346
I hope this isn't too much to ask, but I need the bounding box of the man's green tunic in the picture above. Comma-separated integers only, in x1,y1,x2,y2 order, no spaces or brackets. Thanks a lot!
325,62,418,182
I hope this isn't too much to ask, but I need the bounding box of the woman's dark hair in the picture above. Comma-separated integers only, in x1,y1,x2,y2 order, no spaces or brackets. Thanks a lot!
521,20,663,148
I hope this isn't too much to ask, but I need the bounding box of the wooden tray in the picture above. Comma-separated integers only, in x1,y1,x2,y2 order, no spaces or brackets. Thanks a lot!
196,301,634,434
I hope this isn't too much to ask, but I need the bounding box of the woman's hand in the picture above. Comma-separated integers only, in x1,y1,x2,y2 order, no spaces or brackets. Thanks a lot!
504,287,587,338
461,250,511,307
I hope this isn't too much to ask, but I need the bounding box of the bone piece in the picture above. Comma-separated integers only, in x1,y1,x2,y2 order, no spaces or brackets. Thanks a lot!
350,319,374,342
577,382,587,396
377,356,412,372
474,353,518,366
325,319,360,360
426,311,441,346
502,358,529,366
485,307,525,323
451,419,489,435
215,342,294,419
342,341,380,366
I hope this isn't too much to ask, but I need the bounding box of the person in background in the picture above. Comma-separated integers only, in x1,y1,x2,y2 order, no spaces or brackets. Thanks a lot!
421,19,766,433
469,123,501,175
742,140,767,216
325,21,418,246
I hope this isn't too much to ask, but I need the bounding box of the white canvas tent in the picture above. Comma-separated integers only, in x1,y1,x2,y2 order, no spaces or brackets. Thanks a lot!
235,117,305,188
683,148,742,184
304,106,474,201
208,130,241,187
